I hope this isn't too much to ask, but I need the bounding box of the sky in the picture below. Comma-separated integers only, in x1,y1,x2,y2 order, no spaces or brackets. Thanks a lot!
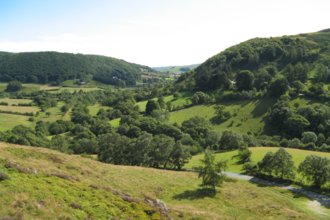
0,0,329,67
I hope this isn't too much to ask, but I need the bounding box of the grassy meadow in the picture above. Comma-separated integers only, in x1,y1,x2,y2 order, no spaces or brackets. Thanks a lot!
0,114,34,131
88,104,113,116
170,98,277,135
184,147,330,174
0,143,328,219
109,118,121,127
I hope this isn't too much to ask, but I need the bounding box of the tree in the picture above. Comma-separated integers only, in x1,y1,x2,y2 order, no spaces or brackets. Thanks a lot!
157,96,165,109
146,100,160,114
298,155,330,188
238,143,252,163
173,92,180,99
272,148,296,180
169,141,192,170
194,148,228,193
269,77,289,97
46,112,51,117
6,80,23,92
166,101,172,112
219,130,243,150
236,70,254,91
213,105,231,119
61,105,69,113
257,151,274,175
301,131,317,144
286,114,310,138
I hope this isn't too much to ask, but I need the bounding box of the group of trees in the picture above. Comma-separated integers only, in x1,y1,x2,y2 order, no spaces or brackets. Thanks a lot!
0,51,156,86
254,148,330,189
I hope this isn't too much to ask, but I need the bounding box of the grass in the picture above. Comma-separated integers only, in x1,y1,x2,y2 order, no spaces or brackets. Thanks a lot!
0,142,328,219
109,118,121,127
0,114,34,132
0,98,33,105
0,106,39,113
135,91,195,112
88,104,112,116
184,147,330,174
170,98,277,135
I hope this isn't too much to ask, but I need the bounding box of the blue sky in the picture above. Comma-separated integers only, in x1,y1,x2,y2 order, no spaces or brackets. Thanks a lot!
1,0,329,66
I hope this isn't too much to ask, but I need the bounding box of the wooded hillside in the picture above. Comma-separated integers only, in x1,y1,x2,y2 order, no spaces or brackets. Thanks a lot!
0,51,156,86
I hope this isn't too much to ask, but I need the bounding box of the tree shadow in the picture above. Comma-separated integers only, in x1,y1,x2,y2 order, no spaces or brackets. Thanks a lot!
209,116,229,125
172,188,218,200
236,123,242,127
250,98,277,118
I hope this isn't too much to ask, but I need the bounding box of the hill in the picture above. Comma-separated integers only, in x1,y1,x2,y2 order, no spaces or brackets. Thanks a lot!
0,142,328,219
152,64,200,74
0,51,156,87
177,28,330,90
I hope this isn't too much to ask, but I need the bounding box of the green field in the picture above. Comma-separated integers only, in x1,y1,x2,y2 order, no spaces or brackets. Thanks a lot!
0,143,327,219
0,98,33,105
109,118,120,127
0,105,39,113
135,91,195,112
170,98,277,135
184,147,330,178
88,104,113,116
0,114,34,131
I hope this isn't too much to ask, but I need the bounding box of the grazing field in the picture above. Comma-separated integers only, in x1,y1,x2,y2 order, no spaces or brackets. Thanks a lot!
135,91,195,112
0,114,34,131
0,98,33,105
170,98,277,135
88,104,113,116
47,87,103,94
109,118,120,127
184,147,330,175
0,143,328,219
0,105,39,113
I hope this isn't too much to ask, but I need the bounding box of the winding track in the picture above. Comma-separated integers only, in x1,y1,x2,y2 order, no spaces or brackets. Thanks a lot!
223,171,330,207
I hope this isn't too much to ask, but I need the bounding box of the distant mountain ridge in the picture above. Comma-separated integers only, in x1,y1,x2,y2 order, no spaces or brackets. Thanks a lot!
152,64,200,73
0,51,156,86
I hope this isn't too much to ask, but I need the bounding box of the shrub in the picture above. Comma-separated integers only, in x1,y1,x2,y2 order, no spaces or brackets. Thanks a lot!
28,117,35,122
52,173,75,182
71,202,84,210
242,161,258,174
0,172,11,181
305,142,317,151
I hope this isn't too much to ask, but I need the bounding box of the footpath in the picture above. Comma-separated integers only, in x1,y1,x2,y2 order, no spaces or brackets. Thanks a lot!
224,171,330,208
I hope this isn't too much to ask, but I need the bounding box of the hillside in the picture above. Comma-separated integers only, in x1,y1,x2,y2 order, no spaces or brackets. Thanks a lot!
0,142,328,219
0,51,156,86
177,28,330,90
152,64,200,74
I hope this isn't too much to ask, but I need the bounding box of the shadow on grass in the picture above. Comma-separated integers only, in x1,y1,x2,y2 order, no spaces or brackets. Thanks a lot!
172,187,217,200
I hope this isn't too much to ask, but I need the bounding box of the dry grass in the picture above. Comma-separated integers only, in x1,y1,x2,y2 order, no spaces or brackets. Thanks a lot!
0,106,39,113
0,142,329,219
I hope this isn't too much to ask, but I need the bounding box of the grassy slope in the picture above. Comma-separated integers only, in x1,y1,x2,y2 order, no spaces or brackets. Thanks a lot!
0,143,328,219
170,98,276,135
169,96,323,135
184,147,330,173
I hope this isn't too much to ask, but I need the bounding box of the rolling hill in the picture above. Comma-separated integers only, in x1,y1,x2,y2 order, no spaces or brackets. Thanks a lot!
0,51,156,86
152,64,200,74
177,28,330,90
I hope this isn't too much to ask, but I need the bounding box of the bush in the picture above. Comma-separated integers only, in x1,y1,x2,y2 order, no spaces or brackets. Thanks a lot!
0,172,11,181
28,117,35,122
242,161,258,174
305,142,317,151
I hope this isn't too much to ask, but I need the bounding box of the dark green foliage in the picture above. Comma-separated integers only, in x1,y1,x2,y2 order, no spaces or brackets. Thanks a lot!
181,116,213,140
269,77,289,97
169,141,192,170
257,151,275,175
235,70,254,91
193,148,228,193
146,100,160,114
272,147,296,180
6,80,23,92
298,155,330,188
219,130,243,150
238,144,252,163
0,51,155,86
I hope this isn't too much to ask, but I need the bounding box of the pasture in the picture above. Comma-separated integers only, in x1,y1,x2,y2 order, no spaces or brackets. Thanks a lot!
184,147,330,176
0,143,327,219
